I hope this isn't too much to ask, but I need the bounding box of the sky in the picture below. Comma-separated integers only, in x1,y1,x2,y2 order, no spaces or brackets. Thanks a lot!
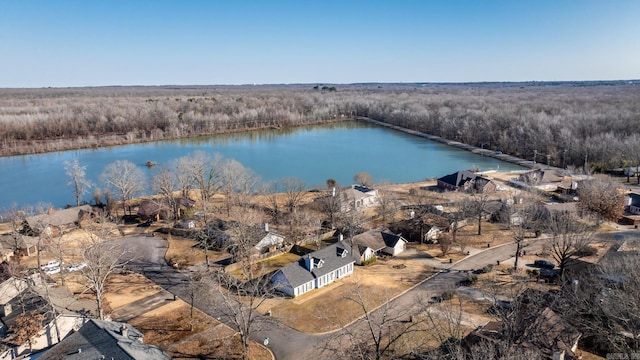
1,1,639,87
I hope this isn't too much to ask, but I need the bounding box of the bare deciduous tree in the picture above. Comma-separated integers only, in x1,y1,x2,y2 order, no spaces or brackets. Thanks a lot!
577,176,626,222
100,160,146,216
354,172,374,187
281,177,306,214
79,216,130,320
64,159,92,207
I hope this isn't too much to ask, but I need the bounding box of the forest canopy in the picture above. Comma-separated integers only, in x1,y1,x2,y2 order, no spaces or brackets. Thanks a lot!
1,82,639,172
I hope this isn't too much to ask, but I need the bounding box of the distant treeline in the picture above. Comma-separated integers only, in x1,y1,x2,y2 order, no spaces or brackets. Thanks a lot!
1,83,639,172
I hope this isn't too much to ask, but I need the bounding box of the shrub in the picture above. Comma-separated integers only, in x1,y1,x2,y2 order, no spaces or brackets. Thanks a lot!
459,275,478,286
482,264,494,273
575,246,598,257
441,291,455,301
361,257,377,266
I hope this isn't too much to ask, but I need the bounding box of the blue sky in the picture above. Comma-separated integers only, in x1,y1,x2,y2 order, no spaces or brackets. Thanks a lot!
1,1,638,87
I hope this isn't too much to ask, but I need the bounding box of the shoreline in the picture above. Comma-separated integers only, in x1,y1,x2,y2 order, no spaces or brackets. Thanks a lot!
357,117,566,172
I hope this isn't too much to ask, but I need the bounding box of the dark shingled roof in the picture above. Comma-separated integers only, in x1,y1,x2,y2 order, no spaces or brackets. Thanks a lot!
275,241,354,288
39,319,171,360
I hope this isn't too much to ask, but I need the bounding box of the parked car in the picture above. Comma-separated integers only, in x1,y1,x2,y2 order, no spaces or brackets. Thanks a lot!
44,266,61,275
534,259,555,269
66,262,88,272
41,260,61,271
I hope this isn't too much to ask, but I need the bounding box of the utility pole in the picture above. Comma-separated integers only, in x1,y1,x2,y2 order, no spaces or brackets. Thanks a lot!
546,154,551,169
562,149,567,170
533,150,538,166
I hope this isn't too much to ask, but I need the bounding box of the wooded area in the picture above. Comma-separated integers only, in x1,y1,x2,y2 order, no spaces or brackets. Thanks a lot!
1,82,638,172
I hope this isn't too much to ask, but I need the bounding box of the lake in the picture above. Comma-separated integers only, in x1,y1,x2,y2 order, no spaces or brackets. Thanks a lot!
0,121,524,210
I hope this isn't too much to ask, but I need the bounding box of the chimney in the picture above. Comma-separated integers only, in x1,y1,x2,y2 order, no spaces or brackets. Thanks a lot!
120,325,128,338
338,233,344,242
263,222,269,232
552,350,565,360
331,187,336,197
304,255,314,271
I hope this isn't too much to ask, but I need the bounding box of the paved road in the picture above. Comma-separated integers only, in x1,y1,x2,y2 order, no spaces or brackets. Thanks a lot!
117,235,554,360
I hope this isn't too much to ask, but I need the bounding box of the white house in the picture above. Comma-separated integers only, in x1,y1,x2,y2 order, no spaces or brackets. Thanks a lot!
271,241,355,297
338,185,379,212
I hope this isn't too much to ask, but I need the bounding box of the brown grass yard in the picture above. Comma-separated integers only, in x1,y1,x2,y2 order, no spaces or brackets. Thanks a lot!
267,257,436,333
129,300,271,360
104,272,163,310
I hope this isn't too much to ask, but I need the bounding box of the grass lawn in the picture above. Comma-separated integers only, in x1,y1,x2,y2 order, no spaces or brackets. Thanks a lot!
268,257,435,333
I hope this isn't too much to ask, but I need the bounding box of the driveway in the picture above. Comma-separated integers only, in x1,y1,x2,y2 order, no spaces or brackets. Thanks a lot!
116,234,555,359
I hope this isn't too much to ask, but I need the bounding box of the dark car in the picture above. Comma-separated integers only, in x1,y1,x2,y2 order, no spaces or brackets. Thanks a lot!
534,259,555,269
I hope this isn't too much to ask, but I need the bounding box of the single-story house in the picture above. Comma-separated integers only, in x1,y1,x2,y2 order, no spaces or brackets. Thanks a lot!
38,319,171,360
271,241,355,297
252,224,285,255
338,185,379,212
23,205,92,237
390,213,450,243
626,193,640,215
350,228,408,263
518,169,564,186
437,171,496,193
0,233,38,259
137,197,196,221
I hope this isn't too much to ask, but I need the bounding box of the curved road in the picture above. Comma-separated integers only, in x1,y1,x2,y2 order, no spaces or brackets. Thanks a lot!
118,235,568,359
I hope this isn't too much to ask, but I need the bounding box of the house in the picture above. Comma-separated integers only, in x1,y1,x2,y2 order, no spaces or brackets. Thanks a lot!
465,307,581,359
518,169,564,188
252,224,285,255
437,171,496,193
0,277,87,359
350,228,407,263
38,319,171,360
271,241,355,297
337,185,379,212
0,233,38,259
137,197,196,221
23,205,92,237
626,193,640,215
390,213,450,243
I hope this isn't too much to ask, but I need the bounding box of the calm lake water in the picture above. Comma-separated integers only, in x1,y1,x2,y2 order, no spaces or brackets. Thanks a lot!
0,121,524,210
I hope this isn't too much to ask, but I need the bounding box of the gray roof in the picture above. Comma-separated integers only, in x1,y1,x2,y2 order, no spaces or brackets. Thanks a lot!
24,205,91,230
274,241,354,288
352,228,406,251
39,319,170,360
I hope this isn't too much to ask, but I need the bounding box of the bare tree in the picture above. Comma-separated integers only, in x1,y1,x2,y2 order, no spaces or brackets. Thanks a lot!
220,158,259,216
79,215,130,320
100,160,146,216
182,151,223,269
64,159,92,207
577,176,626,222
213,209,273,360
325,281,428,360
354,172,374,187
262,181,282,225
376,189,400,225
546,211,592,277
151,165,178,220
281,177,306,214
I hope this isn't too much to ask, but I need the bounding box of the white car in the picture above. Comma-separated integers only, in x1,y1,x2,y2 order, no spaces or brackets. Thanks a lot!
66,263,87,272
41,260,61,271
44,266,61,275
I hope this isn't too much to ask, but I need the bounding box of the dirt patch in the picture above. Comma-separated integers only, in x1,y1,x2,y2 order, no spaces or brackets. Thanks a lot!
129,300,271,360
104,272,162,310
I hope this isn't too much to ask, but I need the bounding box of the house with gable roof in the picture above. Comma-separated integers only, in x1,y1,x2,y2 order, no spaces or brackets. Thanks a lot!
271,241,354,297
437,171,496,193
350,227,408,264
